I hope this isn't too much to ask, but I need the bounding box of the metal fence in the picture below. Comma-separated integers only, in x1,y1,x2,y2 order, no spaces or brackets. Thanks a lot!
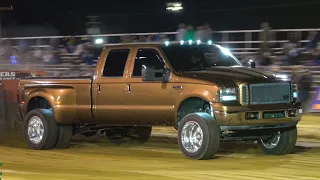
1,28,320,56
0,28,319,90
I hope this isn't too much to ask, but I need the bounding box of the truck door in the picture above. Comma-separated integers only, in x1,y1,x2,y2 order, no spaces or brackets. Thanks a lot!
125,48,172,125
93,48,131,124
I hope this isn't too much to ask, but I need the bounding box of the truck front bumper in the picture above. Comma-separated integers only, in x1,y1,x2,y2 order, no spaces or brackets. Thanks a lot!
211,102,302,131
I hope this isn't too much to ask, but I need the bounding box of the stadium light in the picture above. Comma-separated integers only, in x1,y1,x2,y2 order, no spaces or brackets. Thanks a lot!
95,38,104,44
166,2,183,12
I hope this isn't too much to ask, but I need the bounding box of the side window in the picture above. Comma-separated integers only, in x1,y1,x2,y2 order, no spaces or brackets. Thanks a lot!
132,49,164,77
102,49,130,77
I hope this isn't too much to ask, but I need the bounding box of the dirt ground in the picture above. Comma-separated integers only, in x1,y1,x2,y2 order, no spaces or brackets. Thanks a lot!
0,115,320,180
152,115,320,141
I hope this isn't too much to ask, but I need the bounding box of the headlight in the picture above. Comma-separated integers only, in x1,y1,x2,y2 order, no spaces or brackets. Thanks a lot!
219,88,237,102
292,84,298,99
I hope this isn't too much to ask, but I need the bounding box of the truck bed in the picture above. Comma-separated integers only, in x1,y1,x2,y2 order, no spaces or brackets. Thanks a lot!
19,76,94,124
22,76,92,80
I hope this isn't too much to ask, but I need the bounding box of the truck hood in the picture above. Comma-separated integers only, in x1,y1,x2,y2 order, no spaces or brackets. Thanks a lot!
180,66,288,87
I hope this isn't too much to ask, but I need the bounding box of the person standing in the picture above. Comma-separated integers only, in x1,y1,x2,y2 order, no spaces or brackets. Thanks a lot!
176,23,186,41
184,25,195,41
259,22,275,66
195,26,205,41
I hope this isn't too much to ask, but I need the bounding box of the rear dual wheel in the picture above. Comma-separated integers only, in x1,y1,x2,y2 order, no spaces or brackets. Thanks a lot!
24,109,73,150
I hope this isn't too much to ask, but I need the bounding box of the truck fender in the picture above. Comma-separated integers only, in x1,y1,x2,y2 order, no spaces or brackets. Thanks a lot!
26,89,55,111
173,91,216,126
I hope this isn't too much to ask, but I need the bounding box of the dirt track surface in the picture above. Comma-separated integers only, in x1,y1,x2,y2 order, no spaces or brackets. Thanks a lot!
1,115,320,180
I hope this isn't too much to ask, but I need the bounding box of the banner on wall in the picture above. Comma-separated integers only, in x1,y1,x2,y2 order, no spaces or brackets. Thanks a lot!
0,71,39,80
0,70,45,102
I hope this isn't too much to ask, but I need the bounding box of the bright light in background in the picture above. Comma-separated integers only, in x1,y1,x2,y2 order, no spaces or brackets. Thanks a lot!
196,40,201,45
95,38,104,44
180,40,184,45
164,41,170,46
188,40,193,45
274,74,289,80
216,45,232,56
166,2,183,12
207,40,212,45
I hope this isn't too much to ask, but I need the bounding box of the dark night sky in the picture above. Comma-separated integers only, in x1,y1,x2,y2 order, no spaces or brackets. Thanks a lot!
0,0,319,36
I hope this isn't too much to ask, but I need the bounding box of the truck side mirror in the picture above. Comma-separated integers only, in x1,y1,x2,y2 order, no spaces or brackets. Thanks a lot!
162,67,170,83
245,60,255,68
250,61,256,68
141,66,155,81
141,65,170,82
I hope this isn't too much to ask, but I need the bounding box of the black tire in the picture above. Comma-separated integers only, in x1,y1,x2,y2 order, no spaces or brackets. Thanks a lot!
258,126,297,155
129,126,152,143
24,109,58,150
178,112,220,160
106,126,152,144
55,125,73,149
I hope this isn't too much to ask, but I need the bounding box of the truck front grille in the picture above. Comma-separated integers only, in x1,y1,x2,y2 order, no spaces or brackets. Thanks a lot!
241,82,291,105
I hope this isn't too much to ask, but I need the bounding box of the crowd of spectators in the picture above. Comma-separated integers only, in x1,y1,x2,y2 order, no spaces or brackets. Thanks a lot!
0,22,319,105
256,22,320,67
0,22,318,68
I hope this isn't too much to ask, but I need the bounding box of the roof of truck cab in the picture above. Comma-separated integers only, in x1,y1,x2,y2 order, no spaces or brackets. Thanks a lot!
103,41,218,49
104,42,163,48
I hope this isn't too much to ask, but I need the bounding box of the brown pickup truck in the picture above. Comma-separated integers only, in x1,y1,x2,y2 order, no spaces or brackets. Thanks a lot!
18,42,302,160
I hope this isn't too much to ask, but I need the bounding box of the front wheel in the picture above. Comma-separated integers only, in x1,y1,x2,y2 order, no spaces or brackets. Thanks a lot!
178,113,220,160
258,126,297,155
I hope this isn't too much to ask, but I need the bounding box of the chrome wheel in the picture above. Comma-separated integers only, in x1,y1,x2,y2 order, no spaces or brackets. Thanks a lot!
260,132,281,149
181,121,204,153
27,116,44,144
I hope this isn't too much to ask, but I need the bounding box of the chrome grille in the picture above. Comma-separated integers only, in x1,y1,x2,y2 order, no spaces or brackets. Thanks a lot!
241,82,291,105
241,85,249,105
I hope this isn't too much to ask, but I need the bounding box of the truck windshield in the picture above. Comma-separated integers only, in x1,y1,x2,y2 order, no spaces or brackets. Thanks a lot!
161,44,243,72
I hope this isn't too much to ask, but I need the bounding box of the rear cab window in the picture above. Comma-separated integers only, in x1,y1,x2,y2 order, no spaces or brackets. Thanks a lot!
102,49,130,77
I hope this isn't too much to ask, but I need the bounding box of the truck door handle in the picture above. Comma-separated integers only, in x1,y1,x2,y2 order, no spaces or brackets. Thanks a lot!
125,84,131,94
98,85,101,93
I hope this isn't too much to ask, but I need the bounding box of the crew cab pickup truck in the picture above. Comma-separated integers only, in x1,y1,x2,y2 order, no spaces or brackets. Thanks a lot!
18,42,302,160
